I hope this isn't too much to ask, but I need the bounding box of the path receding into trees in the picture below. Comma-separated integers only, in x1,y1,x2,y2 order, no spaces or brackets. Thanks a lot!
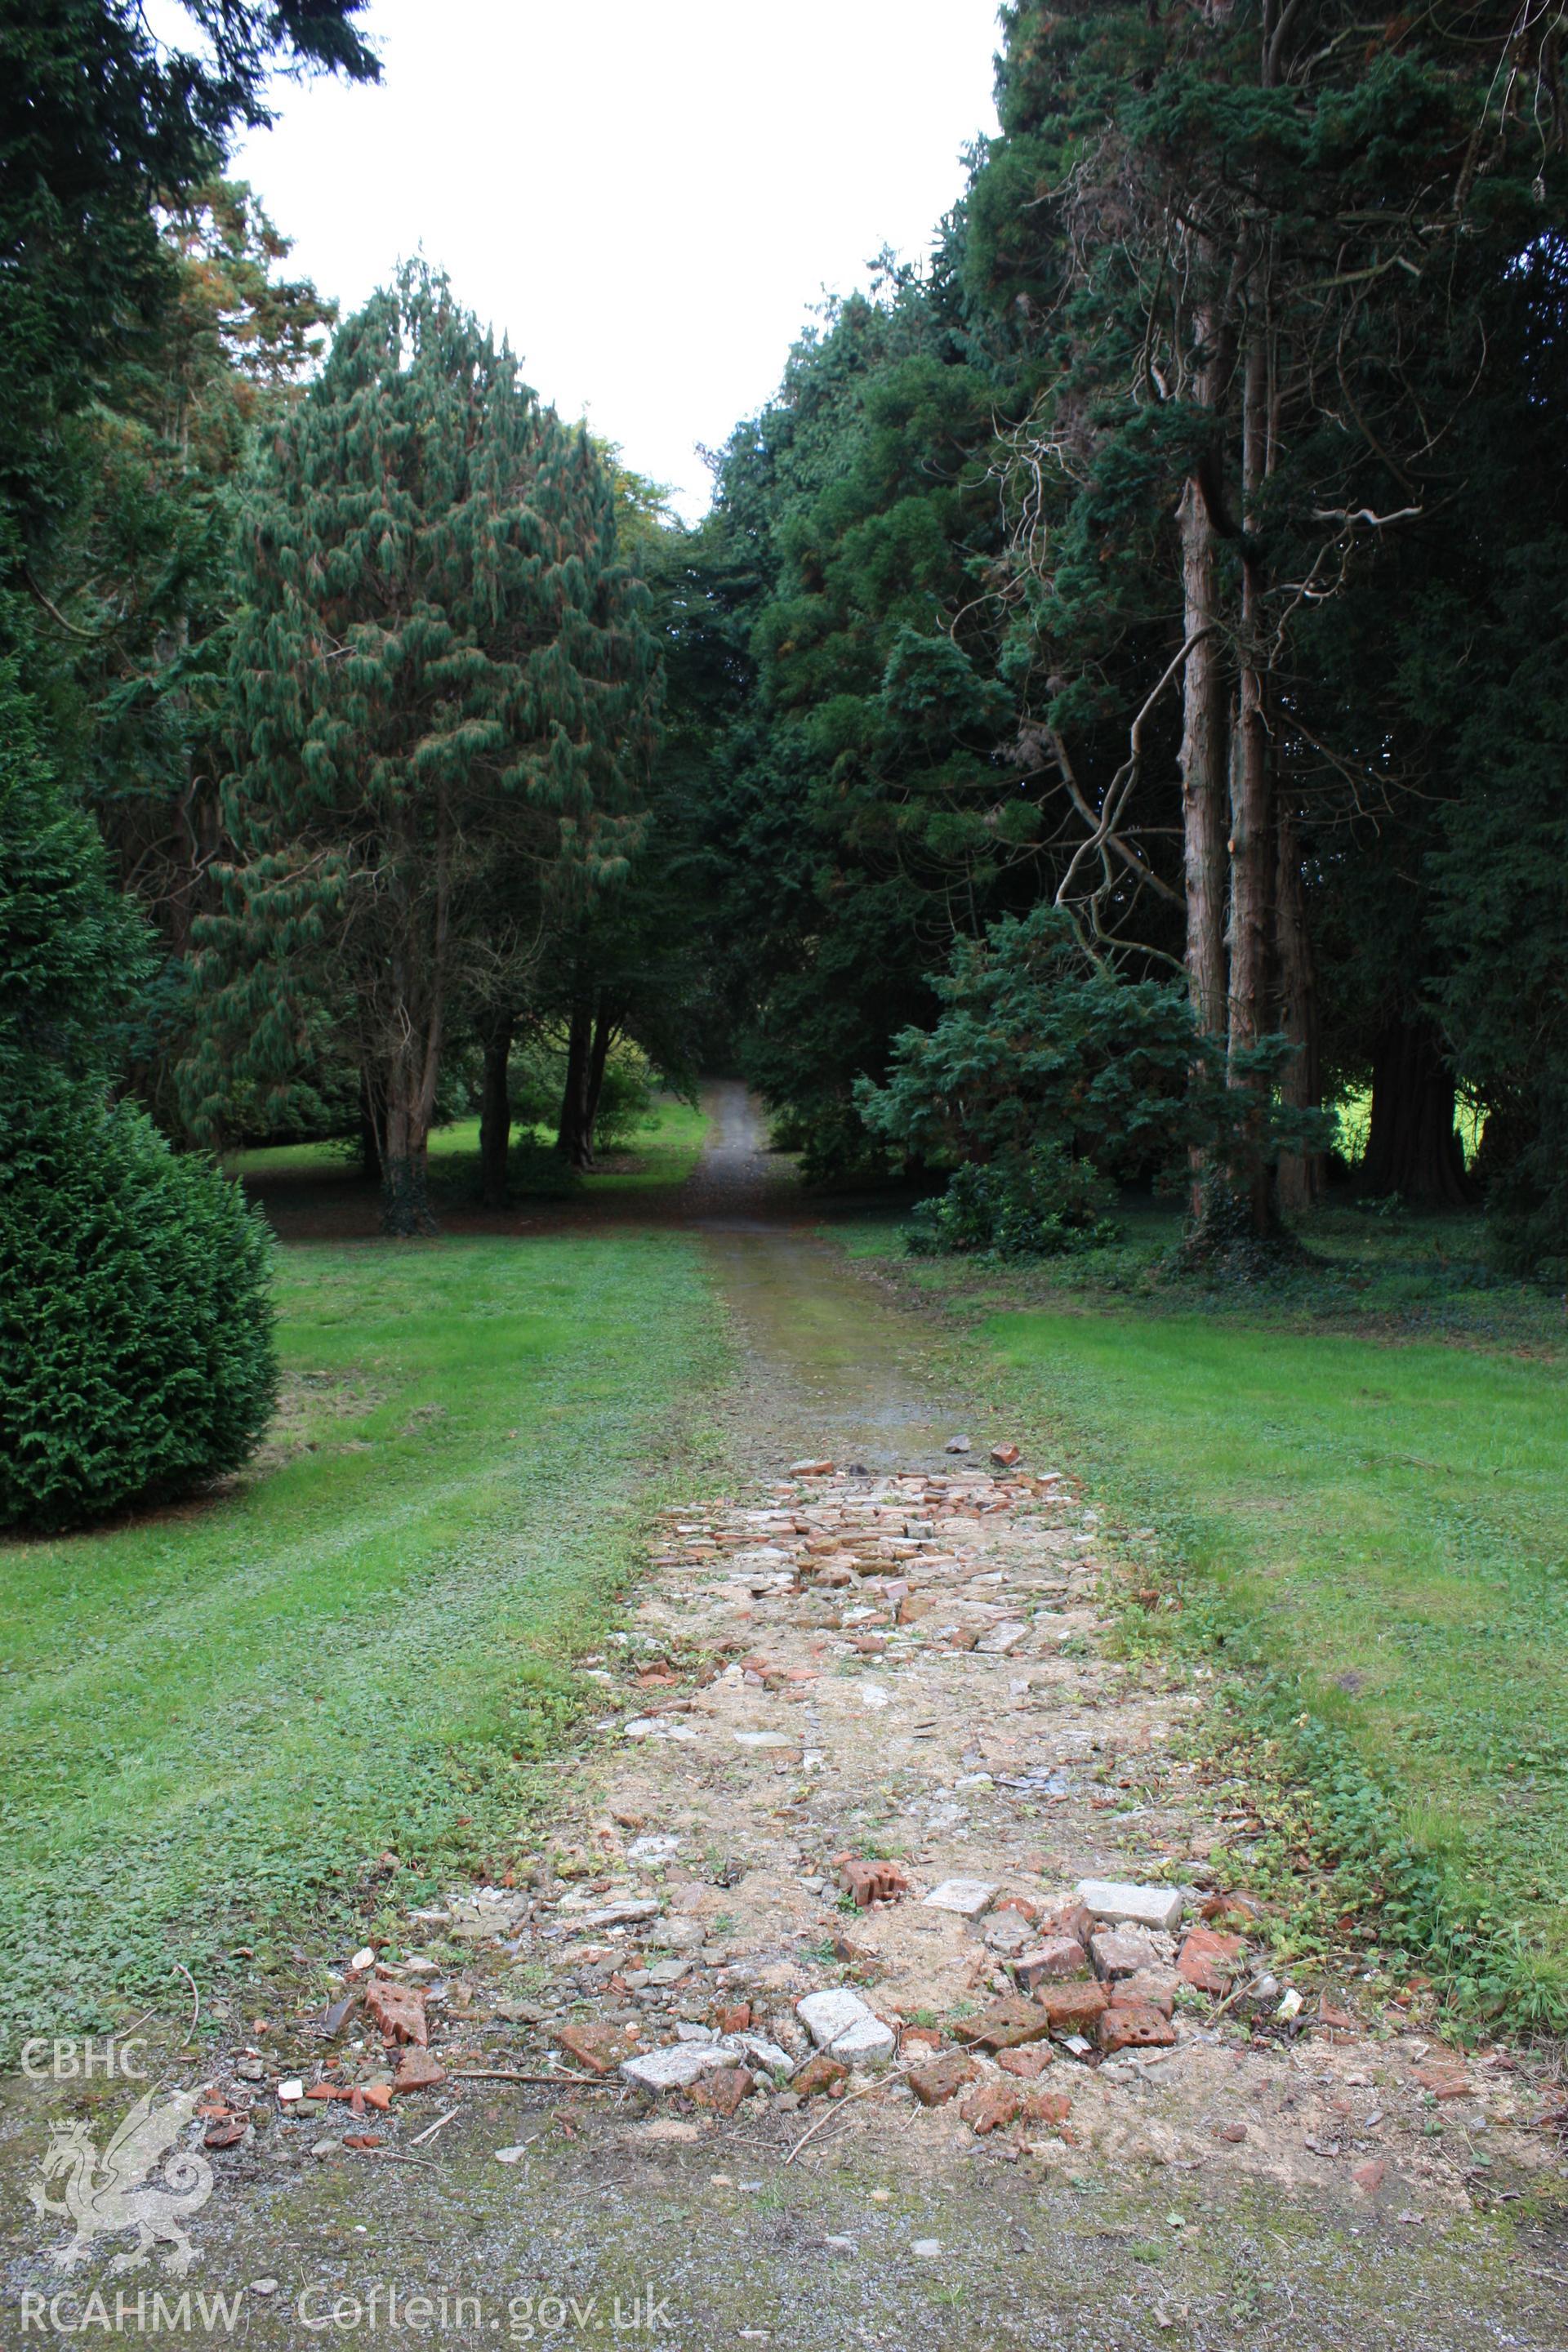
3,1089,1563,2350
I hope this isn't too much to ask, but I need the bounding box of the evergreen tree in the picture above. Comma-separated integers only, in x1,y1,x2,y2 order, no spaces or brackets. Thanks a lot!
189,265,656,1233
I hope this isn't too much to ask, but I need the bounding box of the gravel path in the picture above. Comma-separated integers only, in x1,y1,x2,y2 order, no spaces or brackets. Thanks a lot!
3,1091,1565,2349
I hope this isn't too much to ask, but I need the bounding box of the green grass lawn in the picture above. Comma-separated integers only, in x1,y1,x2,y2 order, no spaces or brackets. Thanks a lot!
0,1232,721,2051
225,1093,710,1198
836,1208,1568,2023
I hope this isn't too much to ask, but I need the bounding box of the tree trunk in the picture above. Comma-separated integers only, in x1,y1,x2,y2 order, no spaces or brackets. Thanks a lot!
379,1066,435,1235
358,1067,382,1184
1178,476,1228,1050
1225,323,1277,1236
1274,803,1325,1214
479,1016,514,1207
555,1000,595,1169
379,786,448,1236
583,1004,616,1153
1361,1016,1475,1207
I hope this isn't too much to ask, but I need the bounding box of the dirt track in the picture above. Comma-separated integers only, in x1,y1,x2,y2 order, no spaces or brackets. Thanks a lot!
3,1088,1566,2349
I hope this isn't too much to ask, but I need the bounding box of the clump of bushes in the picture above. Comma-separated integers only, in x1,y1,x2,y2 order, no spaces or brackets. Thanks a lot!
904,1143,1121,1259
0,1098,278,1533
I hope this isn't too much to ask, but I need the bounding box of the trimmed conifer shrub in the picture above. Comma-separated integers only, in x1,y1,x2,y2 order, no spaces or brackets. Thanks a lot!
0,1096,278,1532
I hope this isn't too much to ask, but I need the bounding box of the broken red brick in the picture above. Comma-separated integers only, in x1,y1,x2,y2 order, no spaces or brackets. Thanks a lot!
711,2002,752,2036
343,2132,381,2149
1413,2065,1470,2099
203,2121,247,2150
556,2020,641,2076
907,2052,978,2109
990,1444,1022,1468
1020,2087,1072,2127
1098,2000,1177,2054
1199,1890,1265,1926
1216,2122,1248,2143
898,2025,943,2057
996,2044,1054,2081
1034,1981,1111,2035
792,2053,849,2100
960,2081,1022,2135
1351,2159,1387,2194
687,2066,751,2118
1037,1902,1095,1950
835,1854,910,1907
1012,1937,1092,1992
1177,1925,1245,1993
393,2048,447,2094
359,2082,393,2113
993,1895,1040,1925
365,1976,428,2048
953,1997,1055,2052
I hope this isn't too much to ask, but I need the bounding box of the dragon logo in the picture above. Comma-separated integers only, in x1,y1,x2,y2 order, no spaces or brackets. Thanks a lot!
29,2087,212,2274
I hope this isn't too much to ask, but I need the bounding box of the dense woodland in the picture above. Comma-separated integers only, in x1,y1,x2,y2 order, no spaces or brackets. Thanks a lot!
3,0,1567,1523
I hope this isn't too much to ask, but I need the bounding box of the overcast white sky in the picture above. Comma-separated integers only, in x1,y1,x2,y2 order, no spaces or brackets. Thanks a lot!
213,1,1002,518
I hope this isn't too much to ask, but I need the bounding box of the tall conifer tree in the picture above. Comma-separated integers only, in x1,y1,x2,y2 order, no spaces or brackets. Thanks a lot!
189,265,653,1232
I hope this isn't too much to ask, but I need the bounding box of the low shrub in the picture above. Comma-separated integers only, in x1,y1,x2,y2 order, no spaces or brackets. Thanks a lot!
0,1096,278,1532
904,1143,1121,1258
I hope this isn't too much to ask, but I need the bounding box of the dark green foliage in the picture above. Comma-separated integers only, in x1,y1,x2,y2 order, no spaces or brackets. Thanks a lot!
0,1098,277,1532
905,1143,1120,1258
0,666,151,1109
858,905,1328,1187
0,0,373,572
188,263,656,1231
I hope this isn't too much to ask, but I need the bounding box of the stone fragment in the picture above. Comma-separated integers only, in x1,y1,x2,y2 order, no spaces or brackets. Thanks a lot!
555,2020,641,2077
1098,2000,1177,2054
792,2053,849,2100
791,1459,834,1477
645,1957,692,1986
278,2078,304,2105
1276,1987,1303,2021
907,2052,977,2109
797,1988,874,2049
392,2048,447,2093
731,2033,795,2077
620,2042,740,2092
1091,1929,1156,1981
578,1898,662,1931
1076,1878,1185,1933
960,2081,1021,2135
984,1913,1033,1956
1036,1981,1111,2035
365,1976,428,2048
922,1878,998,1919
832,2016,897,2066
1177,1926,1245,1993
996,2046,1054,2080
975,1621,1029,1655
945,1437,972,1454
953,1998,1054,2052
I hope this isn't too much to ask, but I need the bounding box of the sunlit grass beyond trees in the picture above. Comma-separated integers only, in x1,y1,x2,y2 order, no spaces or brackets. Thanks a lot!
0,1232,721,2051
842,1211,1568,2020
224,1096,710,1199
